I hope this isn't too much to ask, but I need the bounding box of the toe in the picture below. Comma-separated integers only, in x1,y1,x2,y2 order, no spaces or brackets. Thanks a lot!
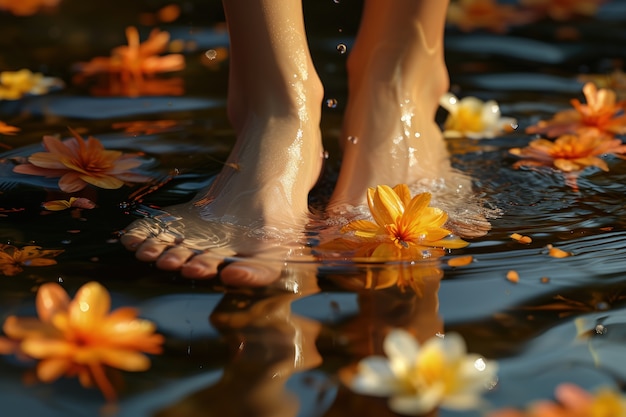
180,253,222,279
134,238,173,262
220,261,282,287
120,234,145,252
155,246,195,270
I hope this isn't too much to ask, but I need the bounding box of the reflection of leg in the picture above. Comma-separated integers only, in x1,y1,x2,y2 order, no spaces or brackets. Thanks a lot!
156,270,322,417
330,0,463,208
121,0,324,286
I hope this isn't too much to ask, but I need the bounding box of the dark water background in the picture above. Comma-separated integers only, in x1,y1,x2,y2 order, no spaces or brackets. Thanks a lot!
1,0,626,416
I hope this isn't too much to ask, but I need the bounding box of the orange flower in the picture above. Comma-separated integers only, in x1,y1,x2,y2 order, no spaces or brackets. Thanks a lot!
2,281,164,401
526,82,626,137
510,129,626,172
13,127,151,193
0,0,60,16
75,26,185,81
337,184,467,261
42,197,96,211
0,121,19,135
0,244,63,276
489,383,626,417
446,0,535,33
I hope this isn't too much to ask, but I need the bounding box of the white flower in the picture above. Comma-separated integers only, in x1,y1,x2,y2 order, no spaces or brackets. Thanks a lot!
439,92,517,139
349,329,498,415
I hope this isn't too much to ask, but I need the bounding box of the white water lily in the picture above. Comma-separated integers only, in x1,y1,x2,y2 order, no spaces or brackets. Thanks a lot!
350,329,497,415
439,92,517,139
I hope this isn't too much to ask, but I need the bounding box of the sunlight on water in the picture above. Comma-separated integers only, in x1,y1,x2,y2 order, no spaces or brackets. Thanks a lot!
1,1,626,416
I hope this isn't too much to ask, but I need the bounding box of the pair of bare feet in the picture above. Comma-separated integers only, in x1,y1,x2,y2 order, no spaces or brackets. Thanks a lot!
121,0,467,287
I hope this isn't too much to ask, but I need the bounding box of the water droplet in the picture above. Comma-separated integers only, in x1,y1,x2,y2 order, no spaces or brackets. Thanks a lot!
333,0,340,3
322,150,329,159
336,43,347,54
57,276,64,283
61,239,72,244
326,98,338,108
595,324,606,334
204,49,218,60
347,136,358,144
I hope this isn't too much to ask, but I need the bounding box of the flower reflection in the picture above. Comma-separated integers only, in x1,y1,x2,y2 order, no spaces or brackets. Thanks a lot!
0,244,63,276
526,82,626,137
0,121,19,135
439,93,517,139
489,383,626,417
13,127,151,193
0,0,60,16
0,69,64,100
112,119,181,135
510,129,626,173
349,329,497,415
338,184,467,262
1,281,164,401
446,0,535,33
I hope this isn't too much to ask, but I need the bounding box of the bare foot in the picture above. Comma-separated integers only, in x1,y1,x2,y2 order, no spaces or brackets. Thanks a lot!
121,0,324,286
328,0,491,237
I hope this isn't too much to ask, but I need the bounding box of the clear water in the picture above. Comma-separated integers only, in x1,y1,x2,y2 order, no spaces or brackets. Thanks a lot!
1,1,626,416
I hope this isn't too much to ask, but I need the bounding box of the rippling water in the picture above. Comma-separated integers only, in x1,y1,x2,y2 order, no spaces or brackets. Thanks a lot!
1,1,626,416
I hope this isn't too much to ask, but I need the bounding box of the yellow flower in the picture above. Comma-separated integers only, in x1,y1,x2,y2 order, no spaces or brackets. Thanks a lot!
526,82,626,137
489,383,626,417
0,69,64,100
2,281,164,401
42,197,96,211
13,127,151,193
0,121,20,135
340,184,468,261
510,129,626,172
439,93,517,139
350,329,498,414
0,244,63,276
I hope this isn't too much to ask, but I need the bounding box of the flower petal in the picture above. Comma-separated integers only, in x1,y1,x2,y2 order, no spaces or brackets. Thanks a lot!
36,283,70,323
69,282,111,332
384,329,420,373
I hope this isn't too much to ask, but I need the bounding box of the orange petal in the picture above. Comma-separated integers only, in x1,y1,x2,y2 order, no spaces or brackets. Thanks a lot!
97,348,151,371
42,199,72,211
506,270,519,283
21,338,74,359
37,357,73,382
80,174,125,189
392,184,412,206
36,283,70,323
368,185,404,226
58,172,88,192
341,220,380,238
69,282,111,332
447,255,473,267
546,244,572,258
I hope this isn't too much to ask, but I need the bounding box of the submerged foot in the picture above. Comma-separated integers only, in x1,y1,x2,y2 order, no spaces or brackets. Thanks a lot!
121,90,324,287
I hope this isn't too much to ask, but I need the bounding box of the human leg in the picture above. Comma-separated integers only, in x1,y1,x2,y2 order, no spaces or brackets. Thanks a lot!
329,0,461,208
121,0,324,286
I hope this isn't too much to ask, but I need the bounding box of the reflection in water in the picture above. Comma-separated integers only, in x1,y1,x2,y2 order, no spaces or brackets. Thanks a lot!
155,264,322,417
154,260,446,417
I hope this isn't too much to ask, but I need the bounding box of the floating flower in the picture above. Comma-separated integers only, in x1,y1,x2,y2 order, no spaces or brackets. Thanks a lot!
13,127,151,193
578,69,626,100
0,121,19,135
526,82,626,137
0,244,63,276
74,26,185,81
0,0,60,16
349,329,497,415
510,129,626,172
42,197,96,211
440,93,517,139
1,281,164,401
446,0,535,33
0,69,64,100
339,184,468,261
520,0,606,21
489,383,626,417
